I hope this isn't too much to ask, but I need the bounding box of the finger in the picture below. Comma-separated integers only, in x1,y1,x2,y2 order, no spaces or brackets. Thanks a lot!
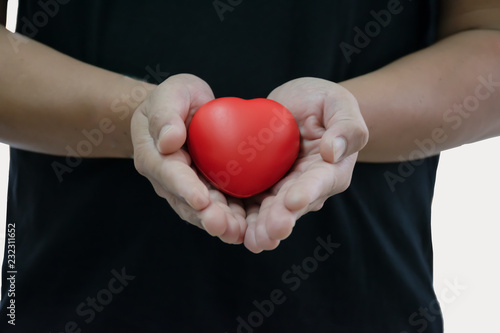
244,157,327,246
253,196,278,248
243,203,264,253
142,74,215,155
133,130,210,210
219,212,243,245
161,182,232,239
160,187,205,229
283,157,328,212
227,197,248,242
253,155,356,245
196,191,229,237
207,190,242,244
245,195,284,252
150,180,211,231
258,195,294,247
320,88,369,163
284,154,357,215
159,152,211,210
243,171,303,252
196,175,247,243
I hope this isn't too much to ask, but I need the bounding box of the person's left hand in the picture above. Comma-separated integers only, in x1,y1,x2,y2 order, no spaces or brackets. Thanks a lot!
243,78,369,253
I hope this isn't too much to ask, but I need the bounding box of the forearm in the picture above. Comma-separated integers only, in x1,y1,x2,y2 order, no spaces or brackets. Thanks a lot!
342,29,500,162
0,26,155,158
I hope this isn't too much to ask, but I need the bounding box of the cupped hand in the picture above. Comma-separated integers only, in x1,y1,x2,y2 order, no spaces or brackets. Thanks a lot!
131,74,247,244
243,78,369,253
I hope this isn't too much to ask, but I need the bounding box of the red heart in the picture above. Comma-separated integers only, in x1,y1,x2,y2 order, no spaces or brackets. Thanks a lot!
187,97,300,198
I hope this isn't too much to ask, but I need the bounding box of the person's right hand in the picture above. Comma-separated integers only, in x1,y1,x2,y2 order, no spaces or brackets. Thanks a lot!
131,74,247,244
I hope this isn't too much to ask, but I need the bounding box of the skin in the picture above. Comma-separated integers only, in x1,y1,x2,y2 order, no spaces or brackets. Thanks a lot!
131,76,367,249
1,0,499,252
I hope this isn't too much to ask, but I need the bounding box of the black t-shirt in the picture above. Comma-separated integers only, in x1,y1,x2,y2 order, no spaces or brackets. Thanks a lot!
1,1,443,332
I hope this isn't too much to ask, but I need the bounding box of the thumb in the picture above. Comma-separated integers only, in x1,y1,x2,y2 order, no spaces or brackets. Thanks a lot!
320,90,369,163
143,74,215,155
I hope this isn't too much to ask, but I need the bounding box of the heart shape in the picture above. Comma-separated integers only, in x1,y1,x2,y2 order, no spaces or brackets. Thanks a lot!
187,97,300,198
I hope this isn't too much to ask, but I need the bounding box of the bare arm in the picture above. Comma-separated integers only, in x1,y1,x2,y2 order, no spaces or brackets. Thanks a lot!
343,0,500,162
0,26,155,157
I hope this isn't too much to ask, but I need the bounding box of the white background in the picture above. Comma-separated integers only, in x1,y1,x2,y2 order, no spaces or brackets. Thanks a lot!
1,1,499,331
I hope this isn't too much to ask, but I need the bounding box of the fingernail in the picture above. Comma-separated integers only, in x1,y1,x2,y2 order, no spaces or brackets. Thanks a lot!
333,137,347,163
157,125,172,152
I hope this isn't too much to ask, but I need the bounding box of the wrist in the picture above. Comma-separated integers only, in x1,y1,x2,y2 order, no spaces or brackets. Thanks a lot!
91,74,157,158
